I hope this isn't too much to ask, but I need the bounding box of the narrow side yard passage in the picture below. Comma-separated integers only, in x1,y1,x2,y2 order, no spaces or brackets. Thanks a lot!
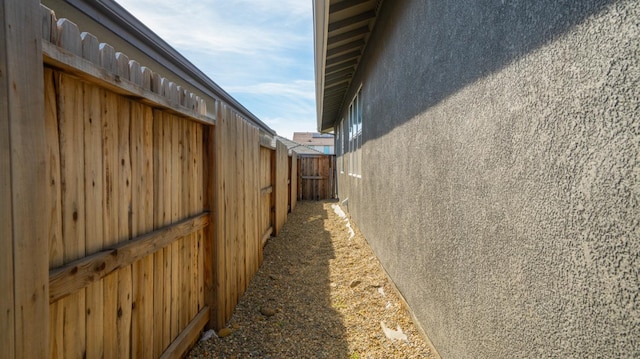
189,201,435,358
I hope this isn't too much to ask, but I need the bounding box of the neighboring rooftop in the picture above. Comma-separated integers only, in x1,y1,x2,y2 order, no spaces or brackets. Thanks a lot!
272,136,325,155
293,132,335,146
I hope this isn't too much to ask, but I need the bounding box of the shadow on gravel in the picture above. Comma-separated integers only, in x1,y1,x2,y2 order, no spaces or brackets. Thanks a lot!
189,201,348,358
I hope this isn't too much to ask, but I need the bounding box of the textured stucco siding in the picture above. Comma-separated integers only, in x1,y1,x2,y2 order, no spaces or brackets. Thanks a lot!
335,0,639,357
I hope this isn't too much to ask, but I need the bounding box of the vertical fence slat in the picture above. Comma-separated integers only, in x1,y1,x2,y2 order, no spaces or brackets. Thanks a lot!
102,88,119,359
236,116,246,299
44,68,64,359
214,104,226,328
59,73,87,359
203,114,217,329
152,109,167,356
56,18,81,56
290,152,298,211
0,35,13,356
170,114,181,340
131,102,154,359
41,5,56,43
116,87,133,358
80,32,99,63
84,80,105,359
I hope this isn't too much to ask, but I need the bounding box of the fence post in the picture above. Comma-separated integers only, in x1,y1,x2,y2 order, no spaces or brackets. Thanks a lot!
0,0,48,357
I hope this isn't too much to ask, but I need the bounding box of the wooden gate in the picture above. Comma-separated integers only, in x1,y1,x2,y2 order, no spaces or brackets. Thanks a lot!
297,155,335,200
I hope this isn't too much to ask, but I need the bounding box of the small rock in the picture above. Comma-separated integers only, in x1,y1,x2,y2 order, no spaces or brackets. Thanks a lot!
217,327,233,338
349,280,361,288
269,274,278,280
260,306,276,317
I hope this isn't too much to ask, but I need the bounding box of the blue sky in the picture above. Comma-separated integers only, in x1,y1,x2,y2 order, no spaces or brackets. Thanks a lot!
115,0,317,139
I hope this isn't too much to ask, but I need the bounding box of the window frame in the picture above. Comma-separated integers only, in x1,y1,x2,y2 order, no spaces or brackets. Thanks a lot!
346,85,363,178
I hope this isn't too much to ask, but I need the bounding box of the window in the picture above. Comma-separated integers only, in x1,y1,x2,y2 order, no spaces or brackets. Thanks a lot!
338,121,345,173
347,87,362,177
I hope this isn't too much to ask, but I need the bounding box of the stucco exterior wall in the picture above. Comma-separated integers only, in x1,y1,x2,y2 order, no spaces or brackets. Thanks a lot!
335,0,639,357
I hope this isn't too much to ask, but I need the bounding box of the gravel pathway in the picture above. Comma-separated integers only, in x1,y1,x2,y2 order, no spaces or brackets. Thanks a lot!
188,201,435,358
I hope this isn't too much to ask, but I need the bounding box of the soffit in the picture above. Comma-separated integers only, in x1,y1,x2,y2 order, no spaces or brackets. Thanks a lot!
315,0,382,132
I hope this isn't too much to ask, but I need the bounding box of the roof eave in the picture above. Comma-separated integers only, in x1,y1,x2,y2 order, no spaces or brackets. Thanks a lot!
313,0,331,132
313,0,382,134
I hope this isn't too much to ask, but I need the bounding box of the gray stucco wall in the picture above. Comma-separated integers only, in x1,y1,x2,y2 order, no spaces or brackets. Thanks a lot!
335,0,639,357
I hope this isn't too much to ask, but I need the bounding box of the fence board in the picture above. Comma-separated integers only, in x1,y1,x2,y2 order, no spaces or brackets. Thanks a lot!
163,113,175,344
131,100,153,359
58,72,87,359
290,152,298,212
116,87,133,359
44,67,64,359
101,85,119,359
274,140,288,235
260,146,272,250
84,80,104,359
152,109,167,356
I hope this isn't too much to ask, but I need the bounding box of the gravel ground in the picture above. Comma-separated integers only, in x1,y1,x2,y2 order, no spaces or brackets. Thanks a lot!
188,200,435,358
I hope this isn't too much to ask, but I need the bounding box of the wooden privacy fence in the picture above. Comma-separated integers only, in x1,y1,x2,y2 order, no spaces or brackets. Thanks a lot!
212,108,291,328
0,3,296,358
298,155,336,200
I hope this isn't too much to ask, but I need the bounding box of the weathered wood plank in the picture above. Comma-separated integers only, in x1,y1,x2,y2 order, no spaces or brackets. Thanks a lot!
40,4,56,43
56,18,81,56
247,124,258,278
49,213,210,304
274,140,289,234
181,119,192,328
290,152,298,211
161,112,173,349
170,114,181,339
236,115,246,298
80,32,99,63
188,122,198,318
227,109,238,321
202,119,217,329
194,124,204,313
131,102,154,359
213,104,227,328
158,307,209,359
58,73,87,359
83,80,105,359
152,109,166,356
43,67,63,359
102,89,119,359
116,91,133,359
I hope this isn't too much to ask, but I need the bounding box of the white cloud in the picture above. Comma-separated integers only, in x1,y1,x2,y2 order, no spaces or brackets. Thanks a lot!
114,0,318,137
227,80,315,100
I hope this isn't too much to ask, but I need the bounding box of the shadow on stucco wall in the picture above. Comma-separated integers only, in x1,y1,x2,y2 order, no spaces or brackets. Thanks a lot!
360,0,618,143
342,0,639,358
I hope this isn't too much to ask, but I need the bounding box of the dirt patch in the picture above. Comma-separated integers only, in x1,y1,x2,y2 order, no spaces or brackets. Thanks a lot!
188,201,435,358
